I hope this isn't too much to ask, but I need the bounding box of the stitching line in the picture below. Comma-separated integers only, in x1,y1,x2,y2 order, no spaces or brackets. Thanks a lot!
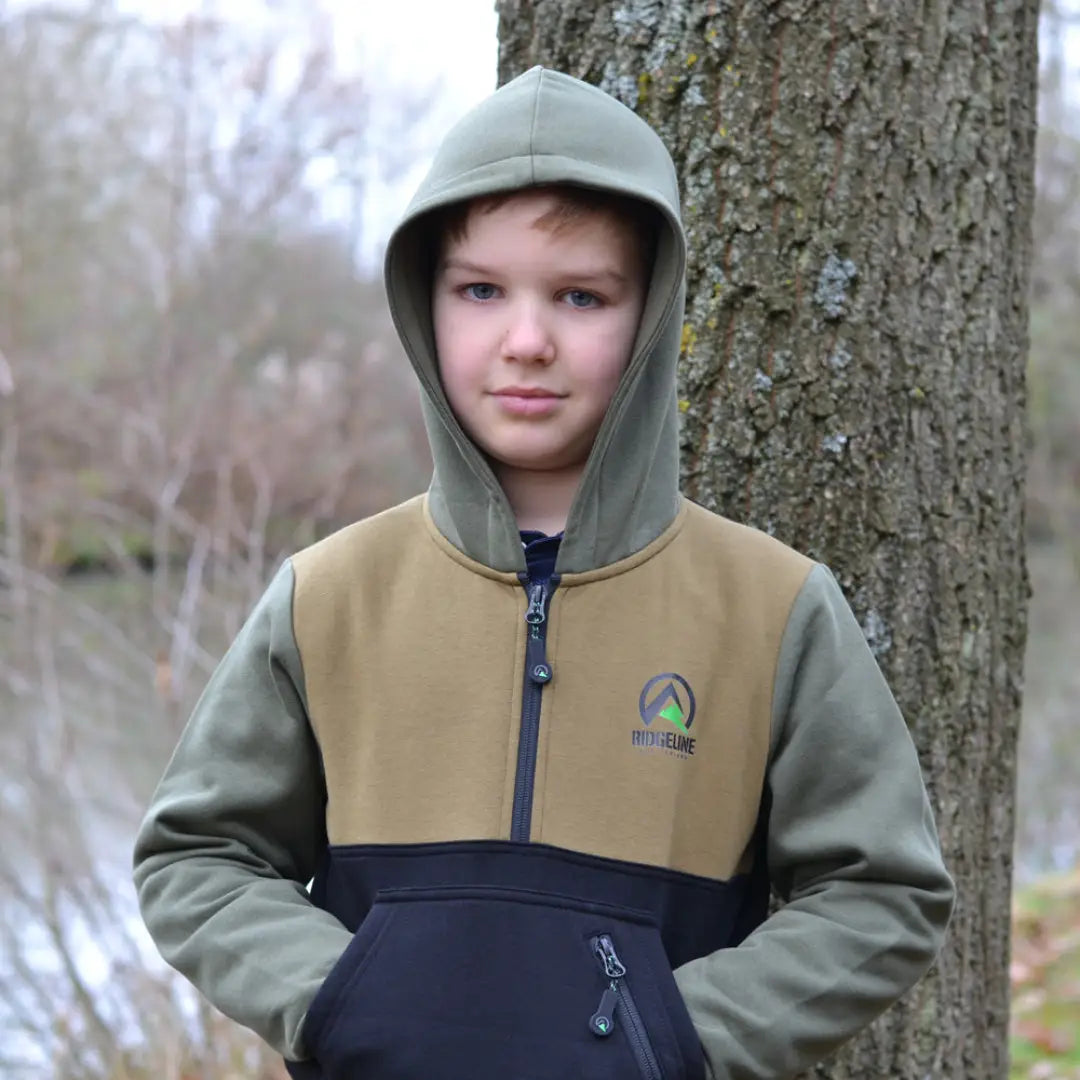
529,68,543,184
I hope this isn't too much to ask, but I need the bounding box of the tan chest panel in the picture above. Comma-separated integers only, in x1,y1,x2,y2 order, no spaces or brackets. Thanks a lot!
291,497,811,882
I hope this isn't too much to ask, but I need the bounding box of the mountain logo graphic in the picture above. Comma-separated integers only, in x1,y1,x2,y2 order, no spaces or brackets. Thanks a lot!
638,674,696,733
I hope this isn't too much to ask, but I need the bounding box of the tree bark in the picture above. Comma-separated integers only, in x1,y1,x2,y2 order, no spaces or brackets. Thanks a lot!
496,2,1037,1077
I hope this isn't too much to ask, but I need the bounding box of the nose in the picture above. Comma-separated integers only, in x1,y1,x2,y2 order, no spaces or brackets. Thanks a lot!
501,298,555,364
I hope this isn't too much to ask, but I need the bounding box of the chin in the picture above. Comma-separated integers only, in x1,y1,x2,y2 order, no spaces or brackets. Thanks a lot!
489,446,582,472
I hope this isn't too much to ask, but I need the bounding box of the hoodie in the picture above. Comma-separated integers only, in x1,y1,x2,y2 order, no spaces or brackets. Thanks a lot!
133,67,954,1080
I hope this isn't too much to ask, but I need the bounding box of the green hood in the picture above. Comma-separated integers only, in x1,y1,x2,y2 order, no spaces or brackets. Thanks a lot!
384,66,687,574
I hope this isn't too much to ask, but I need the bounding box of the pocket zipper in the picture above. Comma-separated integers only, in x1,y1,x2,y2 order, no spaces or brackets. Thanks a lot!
589,934,663,1080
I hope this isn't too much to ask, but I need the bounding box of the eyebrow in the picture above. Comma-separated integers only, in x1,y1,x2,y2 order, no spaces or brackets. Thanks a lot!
440,257,629,287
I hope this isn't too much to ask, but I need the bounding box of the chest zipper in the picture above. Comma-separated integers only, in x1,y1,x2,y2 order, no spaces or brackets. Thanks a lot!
589,934,663,1080
510,576,557,842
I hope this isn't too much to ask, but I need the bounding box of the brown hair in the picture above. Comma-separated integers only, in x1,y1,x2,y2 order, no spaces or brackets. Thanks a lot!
437,184,659,275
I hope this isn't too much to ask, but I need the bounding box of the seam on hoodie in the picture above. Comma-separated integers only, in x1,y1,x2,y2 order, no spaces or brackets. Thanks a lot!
285,557,326,782
766,561,822,762
529,69,544,184
325,838,746,893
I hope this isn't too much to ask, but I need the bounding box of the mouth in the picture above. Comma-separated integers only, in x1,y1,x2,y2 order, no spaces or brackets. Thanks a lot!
490,387,566,399
489,387,566,416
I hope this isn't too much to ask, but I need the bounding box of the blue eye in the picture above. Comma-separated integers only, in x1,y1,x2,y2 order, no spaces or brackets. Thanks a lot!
564,290,599,309
463,283,498,301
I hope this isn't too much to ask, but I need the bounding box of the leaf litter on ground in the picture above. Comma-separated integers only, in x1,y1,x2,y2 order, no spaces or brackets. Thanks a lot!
1011,864,1080,1079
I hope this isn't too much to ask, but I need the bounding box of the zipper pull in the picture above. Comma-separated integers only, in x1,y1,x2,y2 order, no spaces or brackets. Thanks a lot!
525,582,552,684
525,582,547,626
589,935,627,1037
589,984,619,1037
526,633,552,684
594,935,627,979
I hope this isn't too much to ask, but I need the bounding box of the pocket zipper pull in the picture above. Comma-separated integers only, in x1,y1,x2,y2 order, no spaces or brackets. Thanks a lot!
589,934,628,1037
589,984,620,1037
594,934,627,979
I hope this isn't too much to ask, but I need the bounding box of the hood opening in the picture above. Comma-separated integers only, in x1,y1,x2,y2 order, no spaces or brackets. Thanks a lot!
383,68,687,575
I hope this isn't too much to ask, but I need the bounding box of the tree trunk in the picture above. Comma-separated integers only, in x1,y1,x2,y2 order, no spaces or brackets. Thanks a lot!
496,2,1037,1077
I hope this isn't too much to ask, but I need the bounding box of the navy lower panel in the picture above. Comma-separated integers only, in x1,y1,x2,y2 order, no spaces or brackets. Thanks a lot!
288,841,766,1080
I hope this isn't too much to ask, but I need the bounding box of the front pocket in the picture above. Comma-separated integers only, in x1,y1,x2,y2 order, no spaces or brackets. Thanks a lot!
305,884,704,1080
301,899,397,1060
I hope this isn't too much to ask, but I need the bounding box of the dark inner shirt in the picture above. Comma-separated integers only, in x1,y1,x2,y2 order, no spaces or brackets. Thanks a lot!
520,530,562,584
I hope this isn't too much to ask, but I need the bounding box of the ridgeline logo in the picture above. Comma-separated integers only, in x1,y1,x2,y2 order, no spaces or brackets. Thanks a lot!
633,674,697,758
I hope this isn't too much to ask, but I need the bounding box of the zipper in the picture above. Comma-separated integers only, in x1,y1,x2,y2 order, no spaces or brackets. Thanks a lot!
510,575,557,842
589,934,663,1080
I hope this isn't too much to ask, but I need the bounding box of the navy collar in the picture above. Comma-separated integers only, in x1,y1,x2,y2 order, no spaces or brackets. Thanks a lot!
520,530,563,584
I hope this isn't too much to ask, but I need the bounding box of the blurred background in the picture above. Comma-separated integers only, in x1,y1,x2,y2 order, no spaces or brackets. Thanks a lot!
0,1,1076,1077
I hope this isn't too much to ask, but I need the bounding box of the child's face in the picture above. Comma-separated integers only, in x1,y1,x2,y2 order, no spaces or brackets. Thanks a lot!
432,191,647,479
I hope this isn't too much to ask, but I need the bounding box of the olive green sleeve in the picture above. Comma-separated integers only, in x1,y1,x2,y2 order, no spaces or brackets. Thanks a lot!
673,564,955,1078
132,560,350,1060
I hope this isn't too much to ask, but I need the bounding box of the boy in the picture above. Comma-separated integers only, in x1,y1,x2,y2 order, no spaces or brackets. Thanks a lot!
134,67,954,1080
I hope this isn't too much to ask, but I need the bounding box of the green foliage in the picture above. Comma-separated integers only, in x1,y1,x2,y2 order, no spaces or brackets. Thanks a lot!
1010,867,1080,1079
